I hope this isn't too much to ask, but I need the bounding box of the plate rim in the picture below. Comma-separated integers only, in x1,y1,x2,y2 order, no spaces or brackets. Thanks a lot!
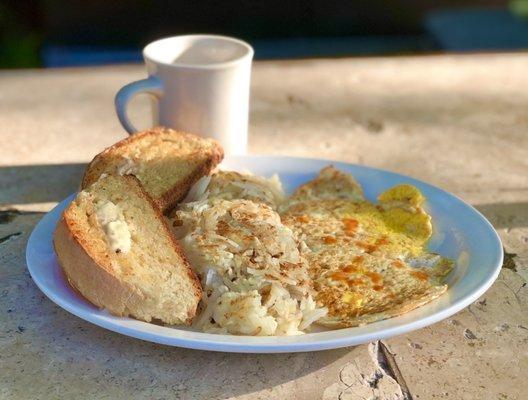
26,155,503,353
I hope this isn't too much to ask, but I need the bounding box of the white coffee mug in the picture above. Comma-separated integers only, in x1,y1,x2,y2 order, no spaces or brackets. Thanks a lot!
115,35,254,154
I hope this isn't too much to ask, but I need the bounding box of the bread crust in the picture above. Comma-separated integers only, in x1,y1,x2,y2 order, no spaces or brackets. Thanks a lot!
53,215,146,317
159,140,224,214
137,175,203,314
53,175,202,324
81,127,224,213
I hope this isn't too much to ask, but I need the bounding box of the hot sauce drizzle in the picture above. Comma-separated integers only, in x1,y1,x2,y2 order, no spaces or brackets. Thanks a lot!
410,270,429,281
324,236,338,244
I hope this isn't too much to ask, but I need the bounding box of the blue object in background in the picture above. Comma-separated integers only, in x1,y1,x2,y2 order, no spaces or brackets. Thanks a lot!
41,35,432,68
253,35,433,59
425,8,528,51
40,8,528,68
41,45,142,67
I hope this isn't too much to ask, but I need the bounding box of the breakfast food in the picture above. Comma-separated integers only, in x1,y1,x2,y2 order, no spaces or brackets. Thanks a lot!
281,166,453,327
53,174,201,325
55,128,454,335
82,127,224,212
173,171,326,335
282,165,364,206
183,170,285,209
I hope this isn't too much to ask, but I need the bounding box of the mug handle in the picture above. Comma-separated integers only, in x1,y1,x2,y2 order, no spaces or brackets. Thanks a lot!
115,76,164,134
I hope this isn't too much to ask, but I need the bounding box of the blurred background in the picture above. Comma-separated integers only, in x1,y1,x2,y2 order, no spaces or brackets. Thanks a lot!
2,0,528,68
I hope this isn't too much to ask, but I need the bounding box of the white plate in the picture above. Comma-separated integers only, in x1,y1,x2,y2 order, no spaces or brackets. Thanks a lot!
26,155,503,353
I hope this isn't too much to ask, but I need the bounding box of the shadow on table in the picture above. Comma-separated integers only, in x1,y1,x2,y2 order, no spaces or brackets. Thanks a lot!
475,202,528,229
0,163,86,206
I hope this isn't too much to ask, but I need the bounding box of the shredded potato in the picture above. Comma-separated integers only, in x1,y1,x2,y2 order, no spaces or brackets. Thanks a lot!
174,173,326,336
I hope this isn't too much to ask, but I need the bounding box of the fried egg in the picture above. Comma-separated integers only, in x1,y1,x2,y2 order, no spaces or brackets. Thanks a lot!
281,166,453,327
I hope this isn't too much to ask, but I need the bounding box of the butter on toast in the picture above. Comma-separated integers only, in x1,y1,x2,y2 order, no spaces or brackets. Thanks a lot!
54,174,202,325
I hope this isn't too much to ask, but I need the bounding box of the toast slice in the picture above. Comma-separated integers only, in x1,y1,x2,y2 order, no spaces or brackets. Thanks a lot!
53,174,202,325
82,127,224,213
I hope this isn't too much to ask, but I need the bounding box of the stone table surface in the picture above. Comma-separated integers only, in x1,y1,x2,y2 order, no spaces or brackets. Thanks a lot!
1,54,527,400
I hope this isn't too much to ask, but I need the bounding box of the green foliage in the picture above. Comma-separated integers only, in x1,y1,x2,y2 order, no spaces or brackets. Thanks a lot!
0,2,42,68
511,0,528,18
